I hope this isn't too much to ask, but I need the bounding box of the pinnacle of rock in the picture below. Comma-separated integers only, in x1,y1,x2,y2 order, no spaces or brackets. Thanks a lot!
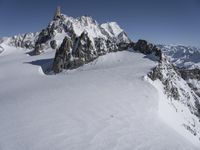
54,6,61,20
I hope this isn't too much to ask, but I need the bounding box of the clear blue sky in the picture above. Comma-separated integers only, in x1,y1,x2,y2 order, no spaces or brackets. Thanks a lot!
0,0,200,47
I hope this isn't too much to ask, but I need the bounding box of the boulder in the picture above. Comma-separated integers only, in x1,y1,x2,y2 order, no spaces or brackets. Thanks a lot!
50,40,57,49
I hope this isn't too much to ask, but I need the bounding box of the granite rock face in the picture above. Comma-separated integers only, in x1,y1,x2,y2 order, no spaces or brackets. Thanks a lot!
178,68,200,97
54,6,61,20
31,7,131,56
52,37,72,73
179,68,200,81
52,31,132,73
134,39,162,61
49,9,131,73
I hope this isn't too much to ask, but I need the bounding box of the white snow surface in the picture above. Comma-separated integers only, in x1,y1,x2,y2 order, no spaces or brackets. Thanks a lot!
0,48,199,150
101,22,123,37
51,15,126,42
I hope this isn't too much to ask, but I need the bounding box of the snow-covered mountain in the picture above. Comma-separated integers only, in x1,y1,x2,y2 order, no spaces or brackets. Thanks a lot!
34,12,130,55
158,45,200,69
0,33,38,49
0,9,131,72
31,10,131,72
0,7,200,150
0,11,130,55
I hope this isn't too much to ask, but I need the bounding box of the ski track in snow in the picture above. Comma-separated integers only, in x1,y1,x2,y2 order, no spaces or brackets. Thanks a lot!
0,48,199,150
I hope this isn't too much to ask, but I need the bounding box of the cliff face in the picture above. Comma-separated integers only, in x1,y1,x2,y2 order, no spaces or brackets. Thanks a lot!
48,14,132,73
52,33,132,73
32,14,131,55
146,55,200,144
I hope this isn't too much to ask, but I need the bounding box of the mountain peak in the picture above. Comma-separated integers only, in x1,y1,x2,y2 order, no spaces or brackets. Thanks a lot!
54,6,61,20
78,15,98,26
101,22,123,37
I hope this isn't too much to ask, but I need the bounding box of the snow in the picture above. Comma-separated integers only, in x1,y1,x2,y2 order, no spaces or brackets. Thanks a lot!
101,22,123,37
0,43,24,56
188,79,200,95
158,45,200,69
61,15,107,39
0,48,199,150
147,78,200,147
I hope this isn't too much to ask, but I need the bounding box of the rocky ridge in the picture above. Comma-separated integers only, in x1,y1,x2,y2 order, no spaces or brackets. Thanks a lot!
46,11,132,72
146,49,200,143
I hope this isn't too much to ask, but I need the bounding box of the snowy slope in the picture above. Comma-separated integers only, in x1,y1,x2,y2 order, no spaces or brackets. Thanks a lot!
0,48,198,150
101,22,123,37
146,57,200,146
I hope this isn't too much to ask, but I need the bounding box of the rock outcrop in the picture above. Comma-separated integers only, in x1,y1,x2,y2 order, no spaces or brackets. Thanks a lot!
178,68,200,97
54,6,61,20
49,8,131,73
134,39,162,61
147,55,200,142
52,37,72,73
0,46,4,54
52,31,132,73
179,68,200,81
30,7,131,55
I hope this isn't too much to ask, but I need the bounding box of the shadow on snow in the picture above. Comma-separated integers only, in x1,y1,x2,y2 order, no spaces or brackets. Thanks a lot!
24,58,54,75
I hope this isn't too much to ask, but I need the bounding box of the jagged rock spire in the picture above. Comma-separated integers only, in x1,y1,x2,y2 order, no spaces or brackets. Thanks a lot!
54,6,61,20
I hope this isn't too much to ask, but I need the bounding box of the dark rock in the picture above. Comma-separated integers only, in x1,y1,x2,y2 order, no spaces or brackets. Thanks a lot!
148,66,163,81
148,61,180,101
94,38,107,55
118,42,131,51
50,40,57,49
178,68,200,98
36,29,51,44
106,38,118,52
67,59,85,69
195,100,200,117
33,28,53,54
178,68,200,80
34,44,43,55
52,27,133,73
73,31,96,62
133,39,162,61
52,37,72,73
134,40,151,54
54,6,61,20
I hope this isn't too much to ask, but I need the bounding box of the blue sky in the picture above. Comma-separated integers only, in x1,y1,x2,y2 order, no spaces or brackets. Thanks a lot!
0,0,200,46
